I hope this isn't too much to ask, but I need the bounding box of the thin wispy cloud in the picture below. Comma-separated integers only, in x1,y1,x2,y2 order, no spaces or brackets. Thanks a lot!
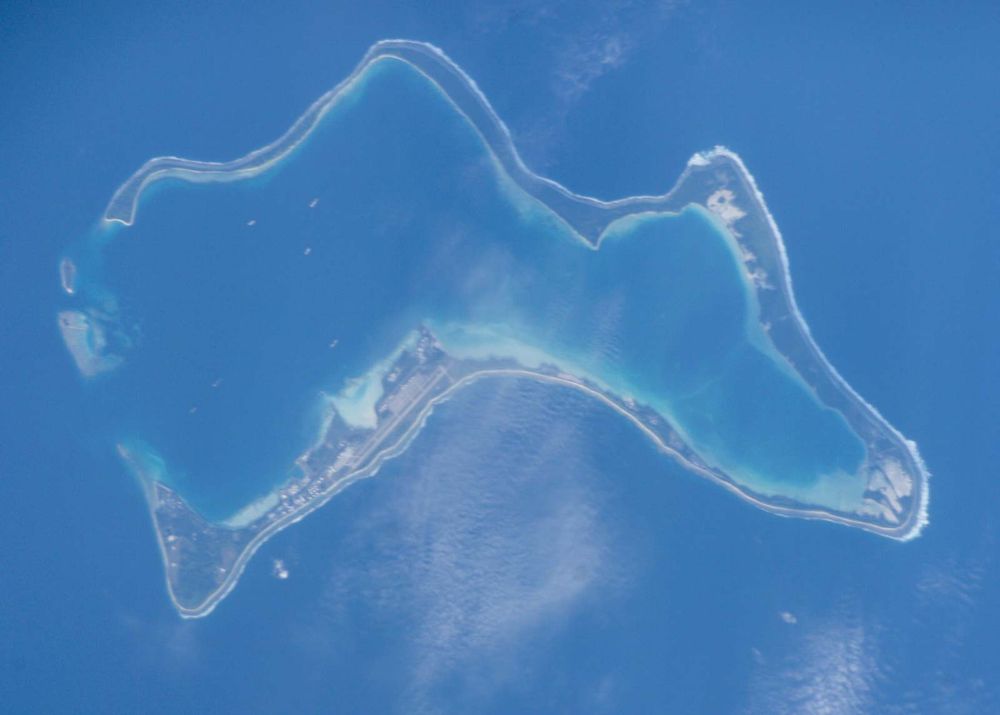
119,611,202,672
316,380,623,712
551,27,632,105
464,0,689,171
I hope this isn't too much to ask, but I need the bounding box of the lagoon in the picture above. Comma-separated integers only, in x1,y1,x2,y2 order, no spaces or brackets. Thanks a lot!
58,41,928,616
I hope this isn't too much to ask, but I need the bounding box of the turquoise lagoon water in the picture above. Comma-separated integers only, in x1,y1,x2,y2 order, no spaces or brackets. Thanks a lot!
8,4,1000,711
66,56,864,522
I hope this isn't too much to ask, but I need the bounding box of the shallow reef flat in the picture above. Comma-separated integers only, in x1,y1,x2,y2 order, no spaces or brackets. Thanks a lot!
59,40,928,618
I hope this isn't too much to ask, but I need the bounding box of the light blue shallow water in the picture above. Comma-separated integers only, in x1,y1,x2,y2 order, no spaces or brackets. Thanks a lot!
67,57,863,520
4,3,999,712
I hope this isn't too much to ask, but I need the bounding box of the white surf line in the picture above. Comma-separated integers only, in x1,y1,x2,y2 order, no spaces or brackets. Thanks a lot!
98,43,929,540
100,40,928,616
170,364,919,618
98,41,929,541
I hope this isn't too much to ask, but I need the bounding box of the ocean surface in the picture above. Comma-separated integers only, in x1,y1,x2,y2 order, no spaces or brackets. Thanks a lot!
2,2,999,713
64,53,867,522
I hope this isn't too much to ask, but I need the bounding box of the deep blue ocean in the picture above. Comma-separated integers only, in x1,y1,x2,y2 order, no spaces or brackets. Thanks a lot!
66,53,865,522
2,2,999,713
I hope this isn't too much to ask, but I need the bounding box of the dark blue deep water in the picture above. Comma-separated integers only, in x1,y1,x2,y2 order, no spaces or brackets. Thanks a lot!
2,2,998,713
67,55,865,521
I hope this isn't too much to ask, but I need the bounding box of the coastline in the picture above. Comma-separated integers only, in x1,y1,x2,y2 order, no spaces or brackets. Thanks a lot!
65,39,929,618
160,367,926,619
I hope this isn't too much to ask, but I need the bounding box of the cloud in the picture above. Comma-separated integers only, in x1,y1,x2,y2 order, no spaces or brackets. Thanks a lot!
464,0,689,170
118,611,202,671
317,380,622,712
551,28,633,106
548,0,688,107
